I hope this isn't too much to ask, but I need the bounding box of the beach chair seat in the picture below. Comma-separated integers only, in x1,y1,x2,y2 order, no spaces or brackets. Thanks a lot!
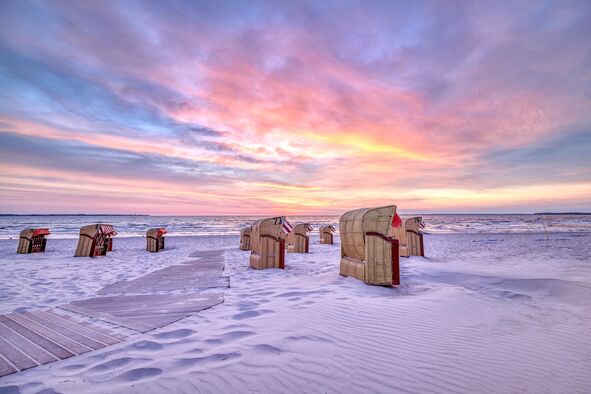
339,205,400,286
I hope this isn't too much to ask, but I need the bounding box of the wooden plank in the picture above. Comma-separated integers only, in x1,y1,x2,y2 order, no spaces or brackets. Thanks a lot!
0,321,56,365
22,312,107,350
133,313,190,328
0,316,74,359
34,311,121,346
43,311,127,341
0,335,36,373
58,305,154,333
98,259,228,295
61,293,224,333
0,352,18,377
9,313,92,355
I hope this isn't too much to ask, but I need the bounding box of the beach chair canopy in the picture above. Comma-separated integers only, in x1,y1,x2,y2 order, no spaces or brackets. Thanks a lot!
291,223,312,239
287,223,312,253
319,225,335,234
340,205,396,261
250,217,286,253
147,227,167,238
405,217,423,233
241,226,251,237
80,224,117,238
20,228,50,239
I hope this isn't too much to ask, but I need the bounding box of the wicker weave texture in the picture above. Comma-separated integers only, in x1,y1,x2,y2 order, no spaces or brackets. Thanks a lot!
339,205,396,261
365,234,393,285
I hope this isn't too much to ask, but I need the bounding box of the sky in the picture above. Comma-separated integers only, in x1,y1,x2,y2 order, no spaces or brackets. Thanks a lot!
0,0,590,215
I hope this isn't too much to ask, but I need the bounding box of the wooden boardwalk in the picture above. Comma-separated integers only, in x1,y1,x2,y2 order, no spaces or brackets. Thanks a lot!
0,249,229,378
61,293,224,333
99,257,229,295
0,310,125,376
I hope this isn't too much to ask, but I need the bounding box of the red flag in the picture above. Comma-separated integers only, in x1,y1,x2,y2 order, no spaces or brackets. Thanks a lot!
392,213,403,228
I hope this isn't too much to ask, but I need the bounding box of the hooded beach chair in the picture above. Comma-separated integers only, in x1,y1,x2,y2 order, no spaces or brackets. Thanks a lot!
319,225,336,245
17,228,50,254
404,217,425,257
249,217,290,269
74,224,117,257
287,223,312,253
239,225,252,251
146,227,167,252
390,216,425,257
339,205,400,286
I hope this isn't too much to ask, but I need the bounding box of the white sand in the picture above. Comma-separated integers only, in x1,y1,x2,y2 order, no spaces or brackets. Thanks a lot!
0,233,590,393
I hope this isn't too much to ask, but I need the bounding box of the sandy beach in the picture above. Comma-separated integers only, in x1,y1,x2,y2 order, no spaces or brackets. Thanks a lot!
1,232,590,393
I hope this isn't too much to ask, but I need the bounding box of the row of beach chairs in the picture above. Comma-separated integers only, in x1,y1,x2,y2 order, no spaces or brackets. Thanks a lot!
16,205,423,287
239,205,425,286
17,225,167,256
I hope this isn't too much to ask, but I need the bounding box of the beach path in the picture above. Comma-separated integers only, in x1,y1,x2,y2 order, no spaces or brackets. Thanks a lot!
0,310,126,376
0,249,228,377
98,250,229,295
61,293,224,333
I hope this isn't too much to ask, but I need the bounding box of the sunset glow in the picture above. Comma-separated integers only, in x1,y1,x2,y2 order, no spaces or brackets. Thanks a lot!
1,1,590,214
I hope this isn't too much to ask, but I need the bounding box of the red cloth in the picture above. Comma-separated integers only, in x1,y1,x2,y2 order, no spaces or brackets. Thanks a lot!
392,213,403,228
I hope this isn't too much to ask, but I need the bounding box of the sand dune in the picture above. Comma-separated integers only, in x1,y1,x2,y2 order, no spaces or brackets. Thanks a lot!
1,233,590,393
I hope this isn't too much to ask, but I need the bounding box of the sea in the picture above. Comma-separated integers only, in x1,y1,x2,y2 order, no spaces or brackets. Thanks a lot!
0,214,590,239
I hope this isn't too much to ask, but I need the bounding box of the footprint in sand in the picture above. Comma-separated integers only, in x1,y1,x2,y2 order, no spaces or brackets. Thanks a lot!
251,344,282,354
175,352,241,368
113,367,163,382
0,385,21,394
231,309,274,320
216,330,255,343
236,301,260,311
129,340,164,352
87,357,137,374
154,328,194,340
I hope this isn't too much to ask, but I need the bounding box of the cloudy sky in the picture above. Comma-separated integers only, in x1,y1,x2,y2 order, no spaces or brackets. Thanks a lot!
0,0,590,214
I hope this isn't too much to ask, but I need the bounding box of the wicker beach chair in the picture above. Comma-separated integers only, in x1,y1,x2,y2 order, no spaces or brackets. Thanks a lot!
239,226,252,251
287,223,312,253
249,217,289,270
390,217,425,257
339,205,400,286
146,228,167,252
17,228,50,254
319,225,336,245
74,224,117,257
405,217,425,257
